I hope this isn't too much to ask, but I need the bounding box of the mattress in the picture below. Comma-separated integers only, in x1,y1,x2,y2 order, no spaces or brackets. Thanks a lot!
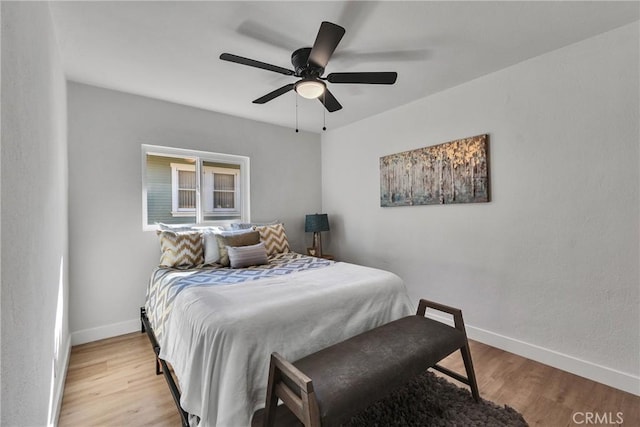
145,252,411,426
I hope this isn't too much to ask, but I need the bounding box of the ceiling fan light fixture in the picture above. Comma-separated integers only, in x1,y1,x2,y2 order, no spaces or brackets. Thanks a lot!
295,79,326,99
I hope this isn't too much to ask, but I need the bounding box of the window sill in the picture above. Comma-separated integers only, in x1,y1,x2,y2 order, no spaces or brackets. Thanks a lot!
171,211,196,217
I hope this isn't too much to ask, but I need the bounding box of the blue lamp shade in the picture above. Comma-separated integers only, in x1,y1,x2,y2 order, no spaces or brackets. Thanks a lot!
305,214,330,233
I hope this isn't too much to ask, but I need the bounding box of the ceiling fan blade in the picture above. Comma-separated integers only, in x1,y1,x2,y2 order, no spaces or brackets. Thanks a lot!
318,89,342,112
220,53,295,76
308,22,346,69
253,84,295,104
327,72,398,84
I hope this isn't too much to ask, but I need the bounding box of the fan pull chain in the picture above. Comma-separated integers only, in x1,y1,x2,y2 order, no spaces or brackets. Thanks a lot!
295,94,299,133
322,92,327,131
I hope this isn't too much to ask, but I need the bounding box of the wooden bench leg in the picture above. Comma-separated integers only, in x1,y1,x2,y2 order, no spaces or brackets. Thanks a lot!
261,352,321,427
418,299,481,403
460,343,480,402
262,353,280,427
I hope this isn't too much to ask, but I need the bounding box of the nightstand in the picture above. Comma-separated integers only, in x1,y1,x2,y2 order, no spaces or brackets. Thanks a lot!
307,248,334,260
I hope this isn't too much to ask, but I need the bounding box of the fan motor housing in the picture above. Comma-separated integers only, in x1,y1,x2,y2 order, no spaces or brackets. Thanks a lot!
291,47,324,78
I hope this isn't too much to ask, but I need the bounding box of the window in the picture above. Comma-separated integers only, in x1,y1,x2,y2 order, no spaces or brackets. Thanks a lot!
170,163,240,216
204,167,240,214
171,163,197,212
142,145,250,230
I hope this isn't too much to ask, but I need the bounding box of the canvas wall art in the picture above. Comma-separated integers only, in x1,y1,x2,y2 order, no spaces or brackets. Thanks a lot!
380,134,489,207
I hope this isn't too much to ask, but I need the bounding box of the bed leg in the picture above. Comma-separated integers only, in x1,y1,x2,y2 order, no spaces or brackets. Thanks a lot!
140,305,189,425
158,357,190,426
140,306,146,333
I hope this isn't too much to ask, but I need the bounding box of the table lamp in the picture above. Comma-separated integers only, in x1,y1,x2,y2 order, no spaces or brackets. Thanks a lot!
305,214,330,257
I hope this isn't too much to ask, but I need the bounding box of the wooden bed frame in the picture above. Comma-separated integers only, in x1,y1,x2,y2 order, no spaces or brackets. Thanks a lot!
140,306,190,427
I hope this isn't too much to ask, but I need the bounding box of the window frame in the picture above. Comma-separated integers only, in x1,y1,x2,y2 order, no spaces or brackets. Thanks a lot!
203,166,241,216
142,144,250,231
170,163,197,215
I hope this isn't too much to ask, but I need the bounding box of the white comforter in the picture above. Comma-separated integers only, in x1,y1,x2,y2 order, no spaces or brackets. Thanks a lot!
158,261,411,427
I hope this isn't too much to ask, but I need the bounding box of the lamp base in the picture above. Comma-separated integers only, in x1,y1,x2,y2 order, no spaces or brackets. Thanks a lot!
312,231,323,258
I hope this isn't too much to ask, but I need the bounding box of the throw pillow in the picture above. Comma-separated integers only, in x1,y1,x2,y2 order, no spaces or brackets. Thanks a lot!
255,223,290,256
157,230,204,268
202,230,221,265
227,242,269,268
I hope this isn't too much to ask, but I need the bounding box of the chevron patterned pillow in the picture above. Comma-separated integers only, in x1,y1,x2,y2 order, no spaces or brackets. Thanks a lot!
255,223,291,256
157,230,204,268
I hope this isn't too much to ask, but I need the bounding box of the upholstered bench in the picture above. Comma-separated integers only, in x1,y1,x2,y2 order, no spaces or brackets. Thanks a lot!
252,299,480,427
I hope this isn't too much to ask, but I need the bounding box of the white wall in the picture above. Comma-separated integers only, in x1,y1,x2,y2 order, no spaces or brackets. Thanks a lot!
1,2,70,425
1,3,3,419
321,22,639,394
67,82,322,343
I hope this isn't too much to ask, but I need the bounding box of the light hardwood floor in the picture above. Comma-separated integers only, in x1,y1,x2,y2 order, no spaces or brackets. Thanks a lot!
59,332,639,426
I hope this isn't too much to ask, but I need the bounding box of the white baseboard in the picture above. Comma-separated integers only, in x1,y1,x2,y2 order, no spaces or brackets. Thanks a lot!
426,312,640,396
71,318,140,346
51,335,71,426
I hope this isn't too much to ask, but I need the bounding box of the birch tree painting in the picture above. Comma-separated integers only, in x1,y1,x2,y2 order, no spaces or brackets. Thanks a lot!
380,134,489,206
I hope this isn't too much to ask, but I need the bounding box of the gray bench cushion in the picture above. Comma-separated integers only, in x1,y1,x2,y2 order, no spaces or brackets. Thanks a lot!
292,315,466,427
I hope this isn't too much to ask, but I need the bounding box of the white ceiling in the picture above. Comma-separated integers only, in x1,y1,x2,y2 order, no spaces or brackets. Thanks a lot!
49,1,639,133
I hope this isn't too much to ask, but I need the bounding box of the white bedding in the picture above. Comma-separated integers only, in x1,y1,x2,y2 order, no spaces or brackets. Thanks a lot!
157,261,411,427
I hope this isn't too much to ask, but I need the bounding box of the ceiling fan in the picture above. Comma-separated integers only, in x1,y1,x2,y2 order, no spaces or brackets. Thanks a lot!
220,21,397,113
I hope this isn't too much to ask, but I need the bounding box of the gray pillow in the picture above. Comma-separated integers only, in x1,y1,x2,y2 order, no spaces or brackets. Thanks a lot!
227,242,269,268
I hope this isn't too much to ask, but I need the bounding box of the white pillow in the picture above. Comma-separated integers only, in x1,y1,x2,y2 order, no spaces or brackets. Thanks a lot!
218,227,257,236
192,225,225,233
203,230,221,264
156,222,195,232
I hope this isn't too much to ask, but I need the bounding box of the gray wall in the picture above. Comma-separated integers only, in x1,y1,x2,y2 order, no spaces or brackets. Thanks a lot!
68,82,322,343
321,23,639,394
1,2,70,425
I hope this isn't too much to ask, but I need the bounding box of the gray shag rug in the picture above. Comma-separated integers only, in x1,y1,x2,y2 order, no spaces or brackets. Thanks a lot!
342,370,528,427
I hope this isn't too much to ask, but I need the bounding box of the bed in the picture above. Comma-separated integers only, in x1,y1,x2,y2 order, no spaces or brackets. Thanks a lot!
143,225,412,427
